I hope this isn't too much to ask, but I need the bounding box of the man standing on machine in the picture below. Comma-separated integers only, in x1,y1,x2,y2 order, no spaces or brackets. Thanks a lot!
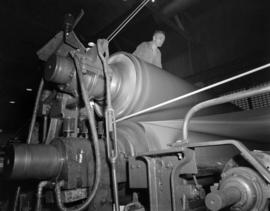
133,30,166,69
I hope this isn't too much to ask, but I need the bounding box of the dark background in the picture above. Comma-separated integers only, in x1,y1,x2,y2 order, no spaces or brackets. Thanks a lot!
0,0,269,137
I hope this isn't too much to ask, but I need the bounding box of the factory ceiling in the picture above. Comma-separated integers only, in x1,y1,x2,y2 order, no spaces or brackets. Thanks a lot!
0,0,269,135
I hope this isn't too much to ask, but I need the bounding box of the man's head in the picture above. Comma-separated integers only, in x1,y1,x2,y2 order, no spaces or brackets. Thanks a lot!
153,31,165,47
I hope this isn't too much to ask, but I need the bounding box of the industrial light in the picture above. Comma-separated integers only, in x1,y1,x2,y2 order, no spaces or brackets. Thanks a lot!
9,100,16,104
88,42,95,47
26,88,33,92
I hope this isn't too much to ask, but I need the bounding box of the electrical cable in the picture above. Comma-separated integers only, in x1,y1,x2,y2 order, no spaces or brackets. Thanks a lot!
55,53,101,211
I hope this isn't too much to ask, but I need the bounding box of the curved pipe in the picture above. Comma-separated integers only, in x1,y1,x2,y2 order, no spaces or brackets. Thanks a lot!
12,186,21,211
35,181,51,211
182,85,270,141
55,181,66,210
75,53,101,210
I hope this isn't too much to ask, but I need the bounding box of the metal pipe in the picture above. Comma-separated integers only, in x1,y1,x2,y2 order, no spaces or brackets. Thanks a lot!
107,0,151,42
12,186,21,211
54,53,101,211
55,181,66,211
111,162,119,210
182,84,270,141
27,79,44,144
72,9,85,30
42,116,48,143
35,181,50,211
75,53,101,209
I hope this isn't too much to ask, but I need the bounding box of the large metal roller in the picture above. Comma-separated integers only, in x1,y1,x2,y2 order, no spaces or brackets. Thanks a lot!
45,52,216,121
108,52,208,120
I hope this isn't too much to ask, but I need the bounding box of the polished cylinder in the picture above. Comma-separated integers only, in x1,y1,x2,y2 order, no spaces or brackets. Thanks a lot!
109,53,207,121
44,52,209,120
3,138,95,190
4,143,64,180
44,54,105,99
44,54,75,84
